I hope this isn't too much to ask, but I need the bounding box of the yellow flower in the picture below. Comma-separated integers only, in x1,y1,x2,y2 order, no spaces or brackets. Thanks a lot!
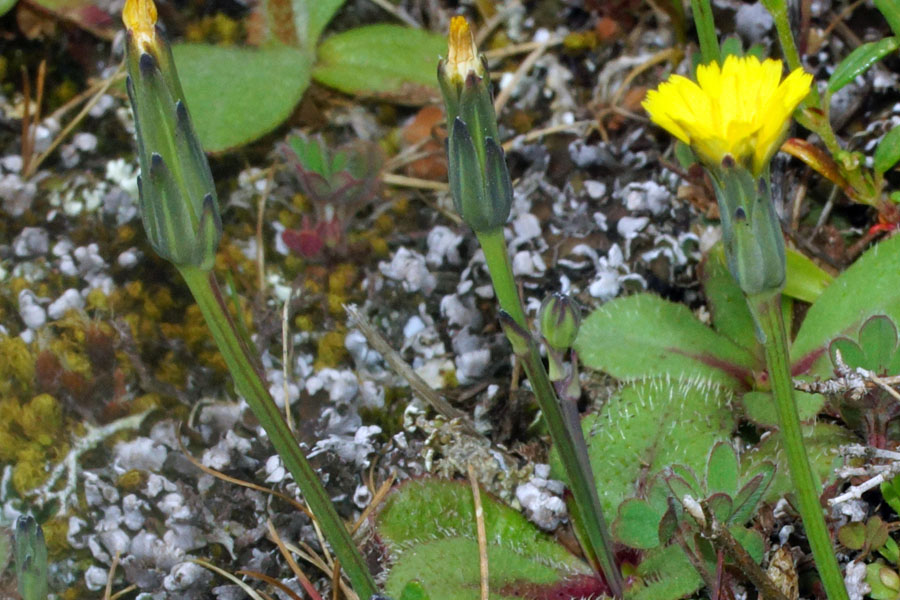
643,55,812,175
123,0,158,52
442,16,483,85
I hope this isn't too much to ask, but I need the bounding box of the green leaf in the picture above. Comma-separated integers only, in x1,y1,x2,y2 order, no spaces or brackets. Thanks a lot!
875,126,900,175
866,562,900,600
744,422,857,502
0,0,16,18
674,140,697,169
730,464,775,525
785,247,833,304
741,390,825,427
296,0,344,48
564,378,736,517
576,294,760,389
838,521,866,550
827,37,899,93
313,25,447,103
792,234,900,378
882,474,900,517
614,499,663,549
720,36,743,58
706,442,739,496
172,44,312,152
376,479,592,600
399,581,431,600
874,0,900,37
630,544,703,600
706,493,734,524
700,244,758,352
729,526,764,563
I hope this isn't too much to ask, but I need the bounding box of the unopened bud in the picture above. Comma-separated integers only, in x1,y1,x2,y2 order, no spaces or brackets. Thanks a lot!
438,17,511,233
712,161,785,298
442,17,482,86
539,293,581,351
498,310,532,357
15,516,48,600
124,0,221,270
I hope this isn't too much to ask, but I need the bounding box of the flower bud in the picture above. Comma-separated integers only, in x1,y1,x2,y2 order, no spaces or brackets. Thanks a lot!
539,293,581,351
124,0,221,270
15,516,48,600
438,17,511,233
498,310,532,358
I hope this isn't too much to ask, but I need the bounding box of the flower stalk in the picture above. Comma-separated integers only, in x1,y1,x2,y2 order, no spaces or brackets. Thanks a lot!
123,1,378,596
440,17,623,597
748,292,848,600
644,55,849,600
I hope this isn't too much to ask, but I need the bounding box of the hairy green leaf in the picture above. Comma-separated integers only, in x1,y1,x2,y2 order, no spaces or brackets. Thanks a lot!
792,234,900,378
563,378,735,517
576,294,760,389
376,479,593,600
744,423,856,502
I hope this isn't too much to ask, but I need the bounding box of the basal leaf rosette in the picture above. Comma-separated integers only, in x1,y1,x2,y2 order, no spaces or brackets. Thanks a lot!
643,55,812,176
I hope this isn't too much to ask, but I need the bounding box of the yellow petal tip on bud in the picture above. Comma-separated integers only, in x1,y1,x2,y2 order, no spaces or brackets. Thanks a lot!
444,16,482,84
123,0,158,50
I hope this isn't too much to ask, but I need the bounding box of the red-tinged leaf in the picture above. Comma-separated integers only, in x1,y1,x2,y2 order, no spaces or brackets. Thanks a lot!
781,138,862,203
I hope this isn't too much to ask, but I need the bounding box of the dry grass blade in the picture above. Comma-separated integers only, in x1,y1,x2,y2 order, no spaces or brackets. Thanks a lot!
24,63,125,178
467,464,490,600
266,519,327,600
332,559,343,600
382,173,450,191
108,585,137,600
191,558,270,600
238,569,306,600
344,304,479,436
493,41,549,115
104,551,121,600
351,472,395,535
176,425,313,519
285,539,357,600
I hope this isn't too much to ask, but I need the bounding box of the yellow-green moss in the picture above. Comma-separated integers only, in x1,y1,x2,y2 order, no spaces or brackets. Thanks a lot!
0,336,35,395
117,468,148,492
12,446,49,494
315,329,348,370
294,314,315,332
42,517,69,558
19,394,63,446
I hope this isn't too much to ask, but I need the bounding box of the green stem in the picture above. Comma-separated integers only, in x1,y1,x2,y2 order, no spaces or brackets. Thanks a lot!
691,0,720,65
179,265,379,599
764,0,848,173
749,293,848,600
476,229,624,598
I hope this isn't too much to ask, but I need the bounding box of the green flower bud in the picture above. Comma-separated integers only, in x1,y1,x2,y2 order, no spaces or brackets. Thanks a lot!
124,0,221,270
438,17,511,233
539,293,581,351
711,158,786,298
498,310,532,358
15,516,48,600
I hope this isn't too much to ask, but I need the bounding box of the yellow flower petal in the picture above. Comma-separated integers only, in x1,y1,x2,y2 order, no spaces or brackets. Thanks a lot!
642,55,812,174
123,0,158,52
